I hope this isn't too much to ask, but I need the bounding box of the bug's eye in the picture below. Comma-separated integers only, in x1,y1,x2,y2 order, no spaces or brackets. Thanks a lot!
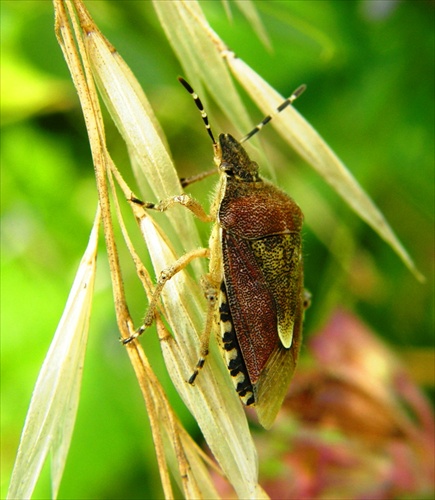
220,162,234,176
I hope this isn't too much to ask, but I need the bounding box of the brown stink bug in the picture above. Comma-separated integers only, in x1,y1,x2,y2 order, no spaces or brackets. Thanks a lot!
125,78,308,429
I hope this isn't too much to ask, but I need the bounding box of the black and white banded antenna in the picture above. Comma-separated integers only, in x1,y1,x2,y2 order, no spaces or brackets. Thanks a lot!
178,77,216,145
240,84,306,144
178,77,306,186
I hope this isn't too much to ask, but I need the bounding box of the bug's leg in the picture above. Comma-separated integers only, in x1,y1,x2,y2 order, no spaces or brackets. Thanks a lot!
303,289,312,310
180,168,216,188
123,247,209,344
130,193,212,222
188,275,218,384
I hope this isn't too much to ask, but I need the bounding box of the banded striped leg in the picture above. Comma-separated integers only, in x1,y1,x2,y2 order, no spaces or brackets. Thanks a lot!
123,247,209,344
188,275,218,384
180,169,216,188
131,193,213,223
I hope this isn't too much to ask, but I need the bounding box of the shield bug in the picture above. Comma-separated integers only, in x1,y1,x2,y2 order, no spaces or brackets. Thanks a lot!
125,78,308,429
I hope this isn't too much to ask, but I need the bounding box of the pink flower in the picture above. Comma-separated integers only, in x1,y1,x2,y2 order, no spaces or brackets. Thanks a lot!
254,309,434,499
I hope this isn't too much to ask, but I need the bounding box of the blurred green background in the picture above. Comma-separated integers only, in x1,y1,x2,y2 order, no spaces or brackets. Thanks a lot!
1,1,433,498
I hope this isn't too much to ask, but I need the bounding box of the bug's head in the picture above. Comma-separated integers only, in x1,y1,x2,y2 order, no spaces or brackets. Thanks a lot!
214,133,260,182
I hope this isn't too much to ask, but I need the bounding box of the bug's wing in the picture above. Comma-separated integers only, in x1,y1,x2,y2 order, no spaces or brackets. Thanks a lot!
249,233,304,428
250,233,303,349
222,231,279,386
223,230,303,429
254,319,302,429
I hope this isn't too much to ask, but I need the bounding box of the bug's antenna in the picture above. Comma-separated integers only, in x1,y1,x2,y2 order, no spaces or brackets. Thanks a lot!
240,84,306,144
178,77,216,145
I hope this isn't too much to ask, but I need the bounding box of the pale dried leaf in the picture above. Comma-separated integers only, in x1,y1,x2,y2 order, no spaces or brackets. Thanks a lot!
224,53,424,282
67,3,261,496
162,423,221,499
163,1,422,281
7,209,100,500
139,214,259,499
81,5,259,495
84,27,201,259
54,1,224,498
234,0,272,51
153,0,253,136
